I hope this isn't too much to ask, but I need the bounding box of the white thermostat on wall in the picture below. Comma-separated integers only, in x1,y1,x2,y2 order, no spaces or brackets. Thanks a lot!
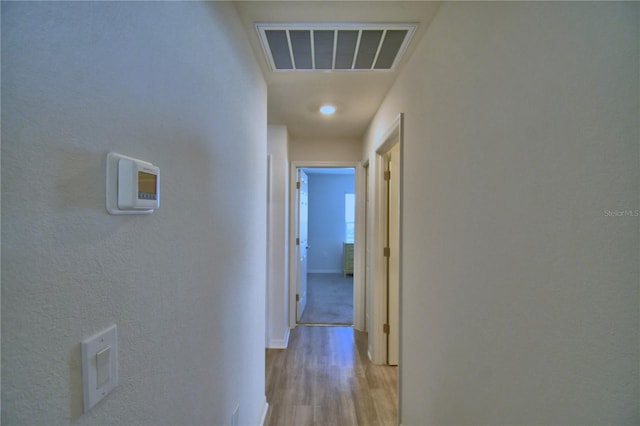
106,152,160,215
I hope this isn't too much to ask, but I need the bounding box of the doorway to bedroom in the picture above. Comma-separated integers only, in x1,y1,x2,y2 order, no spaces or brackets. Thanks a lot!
297,167,355,325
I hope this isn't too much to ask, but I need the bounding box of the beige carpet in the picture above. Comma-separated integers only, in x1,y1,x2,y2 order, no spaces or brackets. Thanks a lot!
299,273,353,325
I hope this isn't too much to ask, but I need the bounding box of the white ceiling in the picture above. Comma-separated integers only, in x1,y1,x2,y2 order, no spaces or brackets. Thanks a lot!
235,1,441,140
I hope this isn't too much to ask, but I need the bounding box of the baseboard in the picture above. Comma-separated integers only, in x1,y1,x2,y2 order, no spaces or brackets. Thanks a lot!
257,396,269,426
267,328,290,349
307,269,342,274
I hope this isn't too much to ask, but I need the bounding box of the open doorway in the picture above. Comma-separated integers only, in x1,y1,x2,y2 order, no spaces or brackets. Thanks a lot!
297,167,355,325
288,161,364,330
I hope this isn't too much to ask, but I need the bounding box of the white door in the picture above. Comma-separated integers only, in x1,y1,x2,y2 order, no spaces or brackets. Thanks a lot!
387,144,400,365
297,169,309,321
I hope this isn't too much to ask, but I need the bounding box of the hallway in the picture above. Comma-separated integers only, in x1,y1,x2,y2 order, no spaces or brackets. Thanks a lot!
3,2,637,424
265,327,398,426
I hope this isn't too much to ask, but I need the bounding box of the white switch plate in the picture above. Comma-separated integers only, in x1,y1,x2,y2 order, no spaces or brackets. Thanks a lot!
81,324,118,413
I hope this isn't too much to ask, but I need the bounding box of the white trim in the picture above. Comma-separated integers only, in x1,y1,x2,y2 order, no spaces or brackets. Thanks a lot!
307,269,343,274
332,29,338,70
371,29,387,70
369,114,404,365
285,30,295,70
352,30,363,70
288,165,298,328
266,155,272,348
310,29,316,70
361,161,371,336
267,328,290,349
370,152,388,365
257,397,269,426
376,114,402,154
353,164,367,331
398,114,405,426
288,161,365,330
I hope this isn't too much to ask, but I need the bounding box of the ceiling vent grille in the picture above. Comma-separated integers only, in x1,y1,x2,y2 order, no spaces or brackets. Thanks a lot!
257,23,417,72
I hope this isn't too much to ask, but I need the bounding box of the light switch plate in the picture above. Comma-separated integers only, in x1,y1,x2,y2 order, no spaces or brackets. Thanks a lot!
81,324,118,413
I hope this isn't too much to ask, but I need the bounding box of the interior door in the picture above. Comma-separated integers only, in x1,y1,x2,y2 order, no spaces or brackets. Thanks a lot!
297,169,309,321
387,144,400,365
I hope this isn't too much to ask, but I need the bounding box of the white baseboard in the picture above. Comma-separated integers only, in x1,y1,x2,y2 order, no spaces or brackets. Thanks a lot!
308,269,342,274
258,397,269,426
267,328,290,349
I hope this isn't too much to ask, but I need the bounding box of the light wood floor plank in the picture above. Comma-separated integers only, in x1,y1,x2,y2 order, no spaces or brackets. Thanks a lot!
265,326,398,426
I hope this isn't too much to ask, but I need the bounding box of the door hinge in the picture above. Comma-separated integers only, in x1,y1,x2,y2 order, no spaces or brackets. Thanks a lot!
384,170,391,181
296,181,300,189
296,237,300,245
296,294,300,302
383,247,390,257
383,323,390,334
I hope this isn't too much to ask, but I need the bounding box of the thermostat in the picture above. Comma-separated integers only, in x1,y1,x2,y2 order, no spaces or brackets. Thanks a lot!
106,152,160,215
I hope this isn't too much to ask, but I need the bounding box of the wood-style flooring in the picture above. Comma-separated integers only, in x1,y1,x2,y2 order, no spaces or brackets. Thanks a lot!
265,326,398,426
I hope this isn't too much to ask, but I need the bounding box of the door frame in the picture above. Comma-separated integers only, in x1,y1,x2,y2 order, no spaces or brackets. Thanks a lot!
381,144,400,366
368,113,404,365
288,160,365,330
296,169,309,322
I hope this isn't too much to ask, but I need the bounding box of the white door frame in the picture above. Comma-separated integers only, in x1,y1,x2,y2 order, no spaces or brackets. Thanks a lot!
368,113,404,365
288,160,366,330
296,169,309,322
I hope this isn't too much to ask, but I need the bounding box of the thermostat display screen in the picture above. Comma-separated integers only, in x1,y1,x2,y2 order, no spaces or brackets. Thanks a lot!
110,153,159,214
138,171,157,200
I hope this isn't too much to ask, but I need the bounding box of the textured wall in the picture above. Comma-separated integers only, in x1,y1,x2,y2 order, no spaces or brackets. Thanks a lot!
2,2,267,425
308,174,355,273
267,125,290,348
364,2,639,424
289,137,362,162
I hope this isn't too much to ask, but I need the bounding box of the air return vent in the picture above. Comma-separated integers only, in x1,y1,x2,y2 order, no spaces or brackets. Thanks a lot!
257,23,417,72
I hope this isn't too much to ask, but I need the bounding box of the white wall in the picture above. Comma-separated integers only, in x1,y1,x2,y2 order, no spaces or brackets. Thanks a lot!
2,2,268,425
364,2,639,424
289,137,362,162
307,174,355,273
267,125,290,348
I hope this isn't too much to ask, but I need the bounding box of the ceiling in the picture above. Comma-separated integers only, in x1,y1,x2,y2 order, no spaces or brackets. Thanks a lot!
235,1,441,140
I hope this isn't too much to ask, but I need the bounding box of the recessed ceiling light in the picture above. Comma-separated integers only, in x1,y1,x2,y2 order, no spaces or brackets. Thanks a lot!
319,105,336,115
